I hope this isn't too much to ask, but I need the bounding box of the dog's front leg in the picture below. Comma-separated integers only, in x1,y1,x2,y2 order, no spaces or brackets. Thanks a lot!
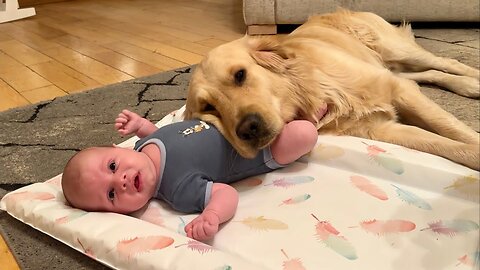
368,121,479,171
392,79,479,145
397,70,479,98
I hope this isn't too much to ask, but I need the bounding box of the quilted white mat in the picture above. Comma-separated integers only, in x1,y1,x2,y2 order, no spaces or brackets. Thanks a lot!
1,106,479,270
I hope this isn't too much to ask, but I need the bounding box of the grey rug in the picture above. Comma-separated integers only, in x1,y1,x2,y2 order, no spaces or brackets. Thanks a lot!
0,28,478,270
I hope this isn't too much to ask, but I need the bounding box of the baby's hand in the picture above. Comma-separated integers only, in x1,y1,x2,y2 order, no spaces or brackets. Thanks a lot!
115,109,144,136
185,210,220,241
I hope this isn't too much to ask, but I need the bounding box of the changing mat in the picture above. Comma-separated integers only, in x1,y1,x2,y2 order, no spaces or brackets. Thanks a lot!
1,106,479,270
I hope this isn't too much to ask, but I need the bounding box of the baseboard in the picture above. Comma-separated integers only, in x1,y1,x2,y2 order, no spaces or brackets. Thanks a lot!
19,0,73,8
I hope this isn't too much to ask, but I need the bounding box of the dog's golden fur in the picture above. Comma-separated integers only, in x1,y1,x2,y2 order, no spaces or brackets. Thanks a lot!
185,9,480,170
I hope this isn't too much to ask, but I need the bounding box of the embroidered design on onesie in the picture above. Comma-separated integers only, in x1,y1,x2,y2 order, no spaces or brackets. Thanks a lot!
179,121,210,136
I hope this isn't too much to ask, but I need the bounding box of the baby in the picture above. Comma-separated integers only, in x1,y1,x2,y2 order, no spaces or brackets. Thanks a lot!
62,109,318,240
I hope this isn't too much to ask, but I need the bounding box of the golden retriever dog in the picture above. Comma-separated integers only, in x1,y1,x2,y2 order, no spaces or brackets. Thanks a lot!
184,9,480,170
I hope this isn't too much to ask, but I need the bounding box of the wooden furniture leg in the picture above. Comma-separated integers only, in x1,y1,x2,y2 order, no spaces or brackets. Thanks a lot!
247,24,277,35
0,0,36,23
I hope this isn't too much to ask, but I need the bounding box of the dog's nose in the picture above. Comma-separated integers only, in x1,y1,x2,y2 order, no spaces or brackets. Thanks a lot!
236,113,265,142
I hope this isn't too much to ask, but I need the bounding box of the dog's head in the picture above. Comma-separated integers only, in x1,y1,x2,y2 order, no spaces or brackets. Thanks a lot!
184,36,301,158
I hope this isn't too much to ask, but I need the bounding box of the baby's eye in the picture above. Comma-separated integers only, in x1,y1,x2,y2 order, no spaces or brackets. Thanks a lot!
109,161,117,172
108,189,115,201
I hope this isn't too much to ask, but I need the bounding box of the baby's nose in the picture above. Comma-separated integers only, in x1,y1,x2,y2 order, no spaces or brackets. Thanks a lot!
116,174,128,190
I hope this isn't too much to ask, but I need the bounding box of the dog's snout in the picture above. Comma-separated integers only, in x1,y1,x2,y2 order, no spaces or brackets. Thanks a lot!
236,114,265,142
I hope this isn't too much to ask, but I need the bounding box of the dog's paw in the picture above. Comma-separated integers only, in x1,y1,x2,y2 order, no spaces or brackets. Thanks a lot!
453,76,480,98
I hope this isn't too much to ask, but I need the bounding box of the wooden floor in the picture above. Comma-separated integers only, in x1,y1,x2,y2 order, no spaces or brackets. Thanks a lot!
0,0,245,268
0,0,246,112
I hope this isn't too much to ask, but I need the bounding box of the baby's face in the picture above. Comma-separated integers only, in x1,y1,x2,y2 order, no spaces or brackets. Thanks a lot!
70,147,158,213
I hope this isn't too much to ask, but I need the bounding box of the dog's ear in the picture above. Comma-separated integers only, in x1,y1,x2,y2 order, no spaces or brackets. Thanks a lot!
182,106,192,120
184,86,196,120
247,36,288,73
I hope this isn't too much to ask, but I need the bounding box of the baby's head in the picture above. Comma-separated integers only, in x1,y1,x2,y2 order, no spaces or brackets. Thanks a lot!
61,146,159,214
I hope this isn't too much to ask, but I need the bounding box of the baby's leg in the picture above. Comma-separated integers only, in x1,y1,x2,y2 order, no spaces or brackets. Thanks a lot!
271,120,318,165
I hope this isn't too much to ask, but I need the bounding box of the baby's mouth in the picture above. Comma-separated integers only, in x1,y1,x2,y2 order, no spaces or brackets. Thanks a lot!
134,174,141,192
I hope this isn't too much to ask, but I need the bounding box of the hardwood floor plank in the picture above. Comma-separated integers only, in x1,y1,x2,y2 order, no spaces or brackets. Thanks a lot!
53,34,162,77
0,234,20,270
144,3,244,40
149,43,204,65
29,61,101,94
197,38,232,48
0,39,51,66
0,66,51,92
0,24,61,51
0,51,24,74
103,41,189,71
10,19,67,39
0,31,13,42
73,21,204,65
0,79,30,111
53,34,110,55
89,50,162,78
84,14,210,43
21,84,68,104
35,17,118,45
77,20,212,56
42,45,133,85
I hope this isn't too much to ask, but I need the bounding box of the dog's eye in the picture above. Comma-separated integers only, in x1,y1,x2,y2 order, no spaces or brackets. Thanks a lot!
202,103,216,112
234,69,246,86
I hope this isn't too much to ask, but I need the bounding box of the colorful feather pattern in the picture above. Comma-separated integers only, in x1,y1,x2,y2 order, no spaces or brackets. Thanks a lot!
358,219,416,235
310,144,345,161
420,219,479,236
77,238,95,259
457,251,480,267
55,210,88,224
177,217,187,236
311,214,357,260
237,216,288,230
281,249,306,270
350,175,388,200
116,235,174,259
175,240,215,254
5,191,55,205
444,175,480,200
392,184,432,210
265,176,314,188
279,194,311,206
363,142,404,174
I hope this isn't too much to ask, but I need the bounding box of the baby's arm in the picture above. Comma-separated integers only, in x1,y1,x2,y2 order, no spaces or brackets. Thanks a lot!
115,109,158,138
185,183,239,241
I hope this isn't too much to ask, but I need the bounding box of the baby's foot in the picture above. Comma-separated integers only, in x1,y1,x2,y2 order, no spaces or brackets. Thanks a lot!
185,211,220,241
